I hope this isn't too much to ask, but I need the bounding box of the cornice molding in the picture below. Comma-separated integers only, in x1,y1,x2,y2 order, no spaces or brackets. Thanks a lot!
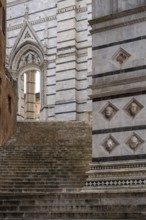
90,73,146,99
58,5,76,14
92,75,146,90
89,5,146,26
91,16,146,34
7,15,57,32
57,5,87,14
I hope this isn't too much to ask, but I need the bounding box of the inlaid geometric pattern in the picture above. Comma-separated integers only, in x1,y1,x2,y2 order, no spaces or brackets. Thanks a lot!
85,179,146,187
101,102,119,121
124,98,143,118
102,135,119,153
112,47,131,65
126,133,144,151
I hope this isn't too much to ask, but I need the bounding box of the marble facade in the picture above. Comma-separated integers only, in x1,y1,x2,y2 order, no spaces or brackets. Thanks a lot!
84,0,146,192
6,0,92,121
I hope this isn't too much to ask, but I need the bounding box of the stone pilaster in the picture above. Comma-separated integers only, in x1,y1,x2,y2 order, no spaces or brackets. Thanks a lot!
55,0,78,121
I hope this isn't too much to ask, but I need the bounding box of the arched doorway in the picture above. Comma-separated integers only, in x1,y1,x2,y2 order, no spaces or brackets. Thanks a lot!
9,42,47,121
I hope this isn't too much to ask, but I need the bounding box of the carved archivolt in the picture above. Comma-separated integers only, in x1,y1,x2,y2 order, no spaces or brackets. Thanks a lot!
9,42,44,71
18,51,41,69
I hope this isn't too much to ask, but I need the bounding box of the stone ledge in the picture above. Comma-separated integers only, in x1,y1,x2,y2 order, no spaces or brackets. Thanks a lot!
90,6,146,25
90,6,146,33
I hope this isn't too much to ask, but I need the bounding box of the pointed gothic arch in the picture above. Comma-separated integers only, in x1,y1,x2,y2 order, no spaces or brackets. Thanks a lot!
8,21,48,121
9,41,44,71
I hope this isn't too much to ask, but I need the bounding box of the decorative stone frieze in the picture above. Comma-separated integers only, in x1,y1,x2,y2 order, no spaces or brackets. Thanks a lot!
18,52,41,69
7,6,87,32
83,159,146,191
85,178,146,187
58,6,76,14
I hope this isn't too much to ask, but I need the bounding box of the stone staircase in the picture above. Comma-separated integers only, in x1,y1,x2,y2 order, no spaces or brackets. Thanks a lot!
0,121,146,219
2,121,92,193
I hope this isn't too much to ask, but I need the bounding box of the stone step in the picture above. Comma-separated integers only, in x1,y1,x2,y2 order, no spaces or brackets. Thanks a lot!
0,183,85,188
0,122,93,219
0,189,78,193
0,204,145,212
0,211,144,219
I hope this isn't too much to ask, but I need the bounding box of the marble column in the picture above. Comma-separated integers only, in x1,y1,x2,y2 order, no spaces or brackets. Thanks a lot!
19,74,24,120
25,70,36,120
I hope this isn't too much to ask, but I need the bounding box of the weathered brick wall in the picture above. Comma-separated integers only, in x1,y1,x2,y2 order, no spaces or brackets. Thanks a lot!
0,0,17,145
0,0,6,71
0,73,17,145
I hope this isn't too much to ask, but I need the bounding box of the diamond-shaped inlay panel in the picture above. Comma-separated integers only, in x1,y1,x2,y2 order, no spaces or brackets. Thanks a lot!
102,135,119,153
101,102,119,121
126,133,144,151
112,47,131,65
124,98,143,118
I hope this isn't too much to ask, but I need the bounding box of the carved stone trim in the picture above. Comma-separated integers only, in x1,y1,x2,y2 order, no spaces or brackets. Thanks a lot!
10,43,44,70
90,162,146,171
7,7,87,32
18,51,41,69
85,178,146,187
7,15,57,32
88,171,146,179
58,5,76,14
